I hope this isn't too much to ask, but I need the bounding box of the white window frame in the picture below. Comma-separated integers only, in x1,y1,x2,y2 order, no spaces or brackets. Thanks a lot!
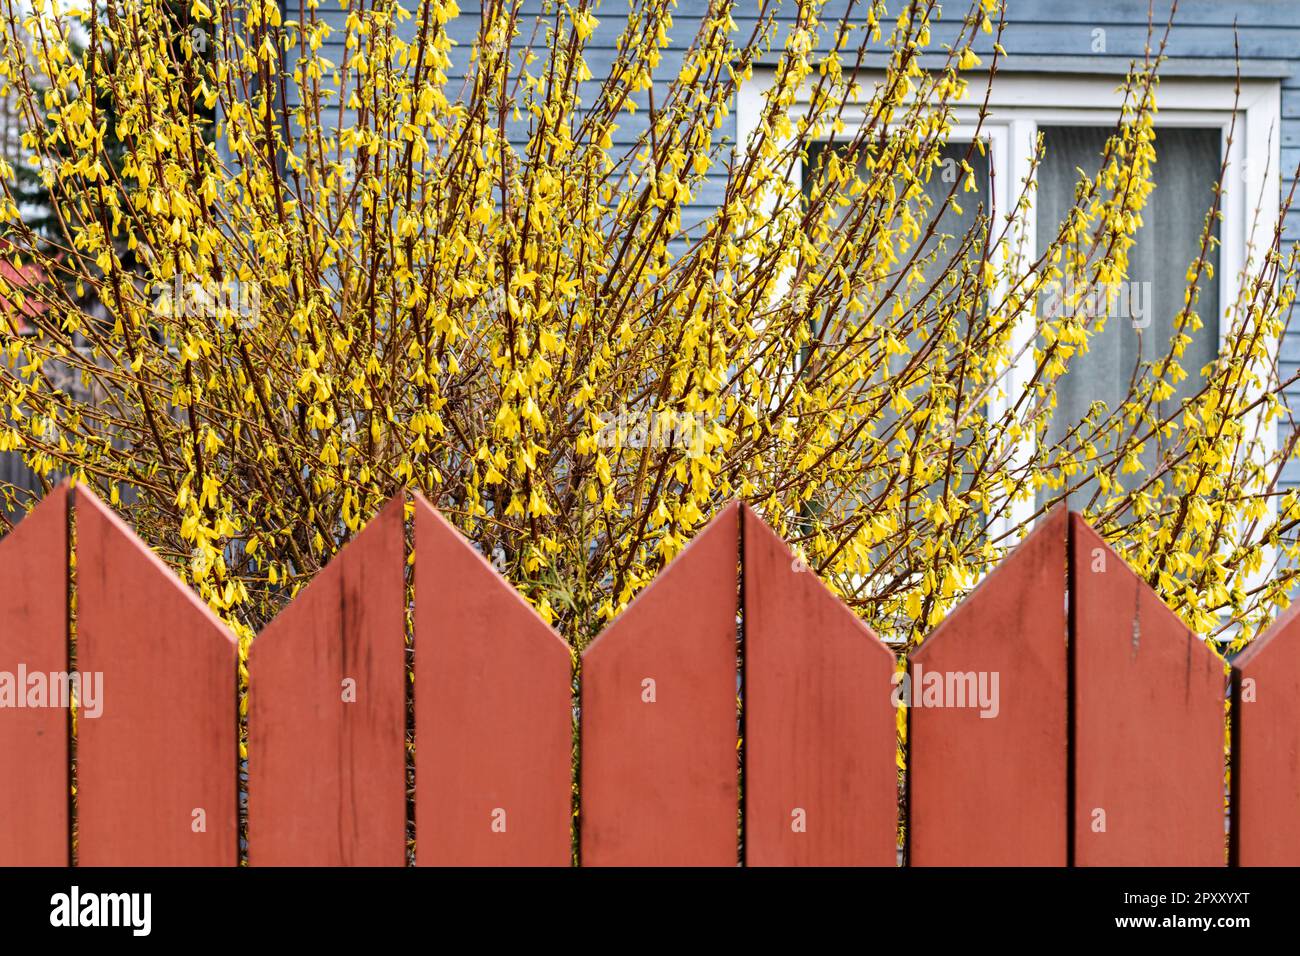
737,72,1283,543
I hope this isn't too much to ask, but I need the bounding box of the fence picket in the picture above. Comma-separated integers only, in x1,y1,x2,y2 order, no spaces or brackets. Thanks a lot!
248,496,406,865
743,505,896,866
0,482,69,866
413,494,572,865
75,487,238,866
909,507,1069,865
580,503,739,865
1071,515,1225,866
1231,603,1300,865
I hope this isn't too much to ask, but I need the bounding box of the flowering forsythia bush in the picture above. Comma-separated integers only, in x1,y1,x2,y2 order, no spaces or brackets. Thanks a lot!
1,0,1298,665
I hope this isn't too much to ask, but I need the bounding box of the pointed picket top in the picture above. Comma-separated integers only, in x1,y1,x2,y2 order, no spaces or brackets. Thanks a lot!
0,481,70,866
413,493,572,866
742,505,896,866
581,503,740,866
1071,514,1224,866
909,506,1069,865
249,493,407,866
74,484,239,866
1231,600,1300,865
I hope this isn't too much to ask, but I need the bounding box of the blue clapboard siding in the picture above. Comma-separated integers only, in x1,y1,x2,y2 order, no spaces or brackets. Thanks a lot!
277,0,1300,488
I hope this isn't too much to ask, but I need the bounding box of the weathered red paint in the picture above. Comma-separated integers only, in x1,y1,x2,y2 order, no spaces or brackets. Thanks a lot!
743,506,896,865
909,507,1069,865
1231,602,1300,865
581,503,739,866
249,496,406,866
1,485,1276,868
413,495,572,865
75,486,238,866
1071,515,1225,866
0,483,69,866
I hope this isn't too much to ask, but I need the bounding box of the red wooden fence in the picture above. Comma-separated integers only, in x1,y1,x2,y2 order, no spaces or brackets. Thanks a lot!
0,484,1296,867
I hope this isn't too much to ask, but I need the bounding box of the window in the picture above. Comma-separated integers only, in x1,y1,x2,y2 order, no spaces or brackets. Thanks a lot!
740,72,1283,538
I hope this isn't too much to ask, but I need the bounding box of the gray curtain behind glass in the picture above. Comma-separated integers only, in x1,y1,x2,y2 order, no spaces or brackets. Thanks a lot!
1035,126,1220,503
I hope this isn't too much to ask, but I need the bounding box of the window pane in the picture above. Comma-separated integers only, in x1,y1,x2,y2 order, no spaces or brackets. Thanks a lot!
800,140,992,540
1035,126,1221,503
802,139,991,384
805,139,990,302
